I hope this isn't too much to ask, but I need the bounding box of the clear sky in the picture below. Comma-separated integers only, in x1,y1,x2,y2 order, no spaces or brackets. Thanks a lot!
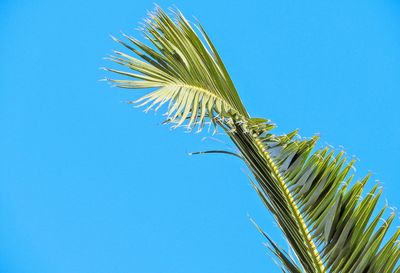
1,1,400,272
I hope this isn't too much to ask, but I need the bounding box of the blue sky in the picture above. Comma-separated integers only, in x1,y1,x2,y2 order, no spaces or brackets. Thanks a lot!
1,1,400,272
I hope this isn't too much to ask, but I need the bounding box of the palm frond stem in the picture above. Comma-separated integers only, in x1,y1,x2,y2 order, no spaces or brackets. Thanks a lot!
253,135,326,272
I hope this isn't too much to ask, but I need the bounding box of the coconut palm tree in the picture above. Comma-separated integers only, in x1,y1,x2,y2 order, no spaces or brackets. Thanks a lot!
104,6,400,272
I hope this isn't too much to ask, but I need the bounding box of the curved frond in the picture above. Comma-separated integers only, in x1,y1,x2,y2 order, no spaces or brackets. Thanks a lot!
105,6,248,131
105,6,400,273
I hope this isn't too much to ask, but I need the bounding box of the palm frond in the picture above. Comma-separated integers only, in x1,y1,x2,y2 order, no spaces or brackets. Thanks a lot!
241,122,400,272
105,6,248,132
105,6,400,272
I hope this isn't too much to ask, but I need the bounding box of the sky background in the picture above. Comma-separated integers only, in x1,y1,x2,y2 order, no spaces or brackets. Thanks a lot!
1,1,400,272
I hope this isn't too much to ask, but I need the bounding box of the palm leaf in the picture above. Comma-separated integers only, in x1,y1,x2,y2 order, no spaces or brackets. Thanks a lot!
105,7,248,132
105,6,400,272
